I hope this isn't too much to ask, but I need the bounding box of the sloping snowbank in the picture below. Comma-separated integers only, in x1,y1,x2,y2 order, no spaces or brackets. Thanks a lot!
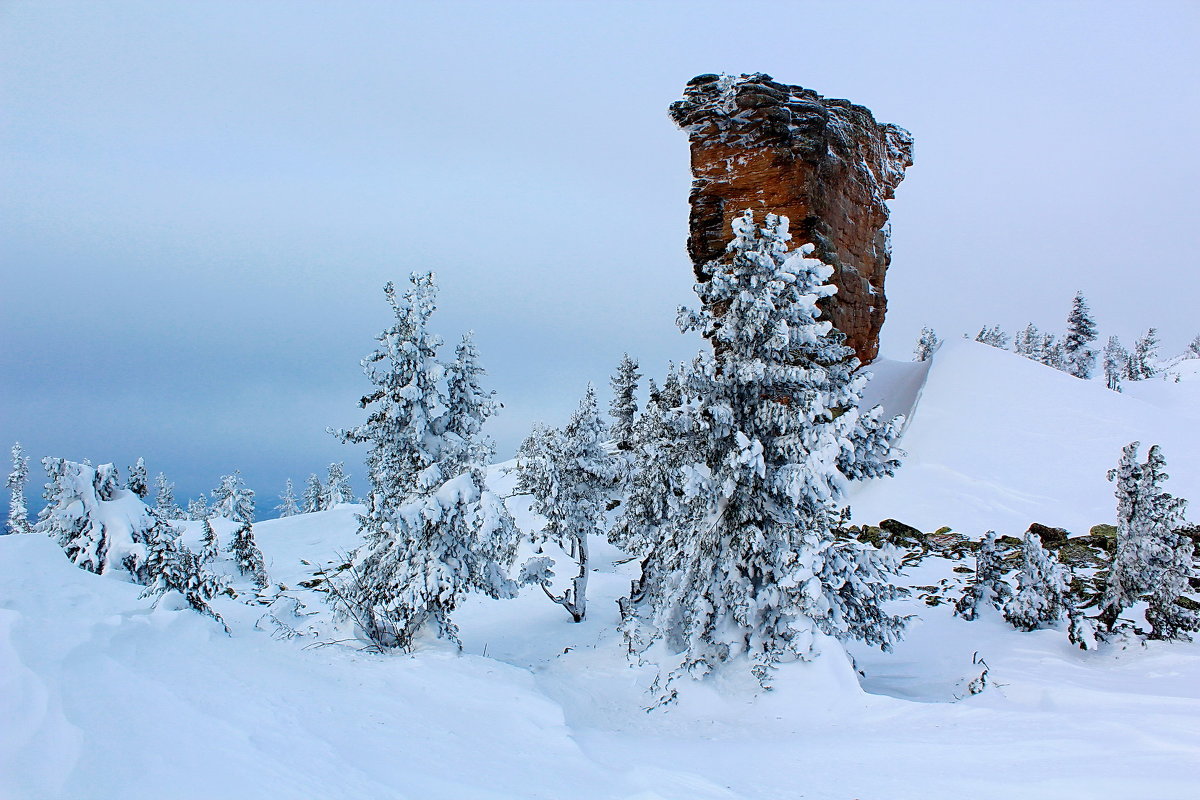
851,338,1200,536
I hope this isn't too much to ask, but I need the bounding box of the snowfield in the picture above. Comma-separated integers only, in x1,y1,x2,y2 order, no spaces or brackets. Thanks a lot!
3,341,1199,799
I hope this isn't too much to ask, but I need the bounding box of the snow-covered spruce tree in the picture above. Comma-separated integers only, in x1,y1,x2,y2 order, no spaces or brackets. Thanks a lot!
609,366,697,558
516,385,617,622
444,330,499,475
1128,328,1160,381
199,516,220,564
1013,323,1040,358
913,327,940,362
321,462,354,508
6,442,33,535
153,472,184,519
1103,336,1129,392
1063,292,1098,379
126,457,149,499
302,473,323,513
140,520,227,628
187,493,210,521
609,353,641,451
330,274,523,650
276,479,300,518
229,519,268,590
37,458,110,573
333,275,448,511
1100,442,1197,639
619,211,906,695
954,531,1012,620
1004,532,1070,631
1039,333,1066,371
1189,334,1200,358
210,471,254,524
974,325,1010,349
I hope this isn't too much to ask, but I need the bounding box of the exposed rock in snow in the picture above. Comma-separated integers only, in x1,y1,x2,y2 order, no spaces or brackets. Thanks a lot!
670,72,913,364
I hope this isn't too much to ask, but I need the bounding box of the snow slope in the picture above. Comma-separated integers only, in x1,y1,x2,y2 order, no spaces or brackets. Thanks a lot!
3,341,1200,799
852,338,1200,536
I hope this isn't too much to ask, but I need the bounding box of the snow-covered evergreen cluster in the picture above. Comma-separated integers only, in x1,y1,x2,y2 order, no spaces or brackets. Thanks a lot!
957,292,1199,392
951,441,1197,647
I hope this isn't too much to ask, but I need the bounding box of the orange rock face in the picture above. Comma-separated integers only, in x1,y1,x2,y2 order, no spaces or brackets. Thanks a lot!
671,73,913,364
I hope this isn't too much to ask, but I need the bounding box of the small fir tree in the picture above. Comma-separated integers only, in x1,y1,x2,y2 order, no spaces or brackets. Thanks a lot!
1188,334,1200,358
276,479,300,518
330,274,524,650
1128,328,1160,381
1103,336,1129,392
1013,323,1040,358
1038,333,1066,371
199,517,220,564
126,457,149,499
320,463,354,508
609,353,641,450
609,377,695,558
6,442,33,535
955,531,1012,620
153,472,184,519
140,520,227,628
187,493,210,521
330,274,449,513
516,386,617,622
1100,442,1197,639
444,330,499,474
913,327,941,362
1004,532,1070,631
1063,292,1098,379
210,471,255,524
229,521,269,590
302,473,323,513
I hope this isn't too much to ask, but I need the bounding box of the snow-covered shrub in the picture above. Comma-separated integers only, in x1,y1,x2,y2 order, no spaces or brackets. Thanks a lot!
913,327,940,361
974,325,1010,349
1004,532,1070,631
954,531,1011,620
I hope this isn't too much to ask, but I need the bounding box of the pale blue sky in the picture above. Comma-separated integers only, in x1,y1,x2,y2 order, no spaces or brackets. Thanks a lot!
3,1,1198,508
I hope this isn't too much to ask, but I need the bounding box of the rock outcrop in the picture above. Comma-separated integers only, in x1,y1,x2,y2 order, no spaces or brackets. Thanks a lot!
670,73,913,364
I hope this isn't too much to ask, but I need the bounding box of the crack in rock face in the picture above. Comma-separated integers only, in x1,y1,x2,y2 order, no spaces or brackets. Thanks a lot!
671,73,913,364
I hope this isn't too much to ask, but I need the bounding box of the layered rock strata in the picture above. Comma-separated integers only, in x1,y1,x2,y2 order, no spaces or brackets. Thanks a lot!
670,73,913,363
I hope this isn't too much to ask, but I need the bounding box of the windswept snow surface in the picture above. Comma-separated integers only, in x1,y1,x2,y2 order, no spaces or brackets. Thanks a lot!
3,341,1200,799
852,338,1200,536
